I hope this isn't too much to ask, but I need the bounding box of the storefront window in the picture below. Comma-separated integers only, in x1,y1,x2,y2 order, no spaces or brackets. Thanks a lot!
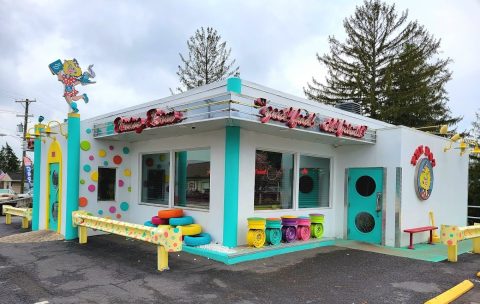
98,168,116,201
141,153,170,205
254,150,293,210
298,155,330,208
174,149,210,209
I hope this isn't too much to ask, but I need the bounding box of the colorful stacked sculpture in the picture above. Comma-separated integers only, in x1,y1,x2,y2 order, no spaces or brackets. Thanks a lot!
281,216,298,243
265,218,282,245
309,213,325,239
247,217,266,248
297,217,311,241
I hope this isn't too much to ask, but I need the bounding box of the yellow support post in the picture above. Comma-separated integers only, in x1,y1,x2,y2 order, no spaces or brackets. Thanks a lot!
424,280,474,304
157,245,169,271
78,226,88,244
5,213,11,225
473,237,480,254
447,244,458,262
21,217,29,229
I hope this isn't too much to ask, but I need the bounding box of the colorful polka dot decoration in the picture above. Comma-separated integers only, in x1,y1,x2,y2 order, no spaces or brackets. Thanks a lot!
113,155,122,165
89,155,94,161
83,164,91,172
91,171,98,182
88,184,96,192
86,128,92,134
109,206,116,213
79,197,88,207
116,214,122,219
80,140,91,151
109,145,114,150
123,147,130,154
80,179,85,184
120,202,129,211
104,161,109,166
118,179,124,187
98,210,103,215
124,169,131,177
128,187,131,192
99,149,106,158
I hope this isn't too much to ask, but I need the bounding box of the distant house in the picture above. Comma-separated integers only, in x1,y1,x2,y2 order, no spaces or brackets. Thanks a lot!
0,171,24,193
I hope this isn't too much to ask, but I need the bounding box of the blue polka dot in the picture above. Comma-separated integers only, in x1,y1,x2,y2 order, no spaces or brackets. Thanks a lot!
83,164,91,172
98,210,103,215
123,147,130,154
103,161,109,166
120,202,129,211
86,128,92,134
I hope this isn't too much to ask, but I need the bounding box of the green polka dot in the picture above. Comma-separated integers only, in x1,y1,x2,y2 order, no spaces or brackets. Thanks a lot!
128,186,131,192
80,140,91,151
80,179,85,184
104,161,109,166
123,147,130,154
83,164,91,172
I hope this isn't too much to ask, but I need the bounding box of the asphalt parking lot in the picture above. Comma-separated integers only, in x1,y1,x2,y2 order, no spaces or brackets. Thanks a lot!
0,216,479,304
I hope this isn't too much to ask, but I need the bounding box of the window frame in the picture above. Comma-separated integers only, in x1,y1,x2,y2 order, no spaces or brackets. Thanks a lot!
296,153,333,210
138,151,171,207
172,147,212,211
97,167,117,202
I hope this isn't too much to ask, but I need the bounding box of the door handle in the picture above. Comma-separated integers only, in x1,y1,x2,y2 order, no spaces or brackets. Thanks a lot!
376,192,382,212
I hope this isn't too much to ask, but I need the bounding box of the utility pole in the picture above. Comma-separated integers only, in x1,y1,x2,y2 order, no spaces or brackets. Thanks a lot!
15,98,35,194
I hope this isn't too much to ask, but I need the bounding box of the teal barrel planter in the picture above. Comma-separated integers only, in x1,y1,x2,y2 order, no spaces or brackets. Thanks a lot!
265,218,282,245
309,213,325,239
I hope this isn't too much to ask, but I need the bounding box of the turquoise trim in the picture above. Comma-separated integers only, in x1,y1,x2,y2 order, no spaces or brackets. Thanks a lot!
226,77,241,94
32,132,42,230
182,239,335,265
223,126,240,247
176,151,187,206
65,115,80,240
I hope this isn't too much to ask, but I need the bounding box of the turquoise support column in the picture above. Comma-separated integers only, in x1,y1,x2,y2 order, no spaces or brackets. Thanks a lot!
227,77,242,94
65,113,80,240
32,124,43,230
223,126,240,247
176,151,187,206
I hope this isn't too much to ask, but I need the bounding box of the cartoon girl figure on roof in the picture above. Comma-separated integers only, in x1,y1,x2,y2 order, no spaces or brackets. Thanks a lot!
49,58,96,113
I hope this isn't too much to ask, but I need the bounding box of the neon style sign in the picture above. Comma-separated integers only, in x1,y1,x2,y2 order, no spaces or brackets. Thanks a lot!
319,118,368,139
114,109,184,134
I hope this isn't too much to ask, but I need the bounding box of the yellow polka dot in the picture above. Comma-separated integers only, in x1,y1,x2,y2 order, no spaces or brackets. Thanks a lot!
91,171,98,182
124,169,131,177
98,149,106,158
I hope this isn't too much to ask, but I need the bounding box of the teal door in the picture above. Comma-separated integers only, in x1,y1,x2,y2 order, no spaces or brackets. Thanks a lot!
347,168,383,244
49,163,59,231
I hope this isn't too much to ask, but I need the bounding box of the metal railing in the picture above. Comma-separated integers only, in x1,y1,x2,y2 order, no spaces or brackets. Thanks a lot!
468,205,480,225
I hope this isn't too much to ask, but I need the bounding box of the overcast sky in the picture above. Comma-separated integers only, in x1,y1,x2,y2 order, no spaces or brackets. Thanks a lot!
0,0,479,158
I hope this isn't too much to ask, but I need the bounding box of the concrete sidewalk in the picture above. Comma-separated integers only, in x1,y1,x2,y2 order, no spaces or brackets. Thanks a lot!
0,216,479,304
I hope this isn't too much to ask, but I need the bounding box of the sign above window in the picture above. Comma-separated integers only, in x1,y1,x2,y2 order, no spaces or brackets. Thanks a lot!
255,98,368,139
114,108,184,134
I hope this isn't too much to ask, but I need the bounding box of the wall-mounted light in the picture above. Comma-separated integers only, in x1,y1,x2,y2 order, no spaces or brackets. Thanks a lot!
444,133,461,152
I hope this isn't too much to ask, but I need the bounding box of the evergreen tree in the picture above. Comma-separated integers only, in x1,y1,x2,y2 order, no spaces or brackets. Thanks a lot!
0,143,20,173
304,0,460,127
175,27,239,92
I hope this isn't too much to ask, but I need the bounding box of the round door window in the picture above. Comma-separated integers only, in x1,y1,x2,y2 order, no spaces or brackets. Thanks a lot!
299,176,314,194
355,212,375,233
355,176,376,197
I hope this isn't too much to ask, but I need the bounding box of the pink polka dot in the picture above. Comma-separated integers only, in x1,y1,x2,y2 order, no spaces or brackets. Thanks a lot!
88,185,96,192
109,206,116,213
89,155,94,161
118,179,124,187
109,145,114,150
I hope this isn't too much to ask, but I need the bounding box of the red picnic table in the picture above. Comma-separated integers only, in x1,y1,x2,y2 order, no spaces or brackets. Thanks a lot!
403,226,438,249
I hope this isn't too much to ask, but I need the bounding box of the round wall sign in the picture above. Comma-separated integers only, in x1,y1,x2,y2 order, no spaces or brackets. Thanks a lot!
415,158,434,200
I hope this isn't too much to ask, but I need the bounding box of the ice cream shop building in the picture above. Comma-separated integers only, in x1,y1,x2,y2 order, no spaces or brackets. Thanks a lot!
32,78,469,252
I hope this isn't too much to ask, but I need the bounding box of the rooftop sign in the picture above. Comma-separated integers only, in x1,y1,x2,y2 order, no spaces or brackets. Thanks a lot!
114,108,184,134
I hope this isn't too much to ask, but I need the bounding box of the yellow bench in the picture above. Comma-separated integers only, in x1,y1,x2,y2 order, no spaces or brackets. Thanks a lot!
2,205,32,229
441,223,480,262
72,211,182,271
